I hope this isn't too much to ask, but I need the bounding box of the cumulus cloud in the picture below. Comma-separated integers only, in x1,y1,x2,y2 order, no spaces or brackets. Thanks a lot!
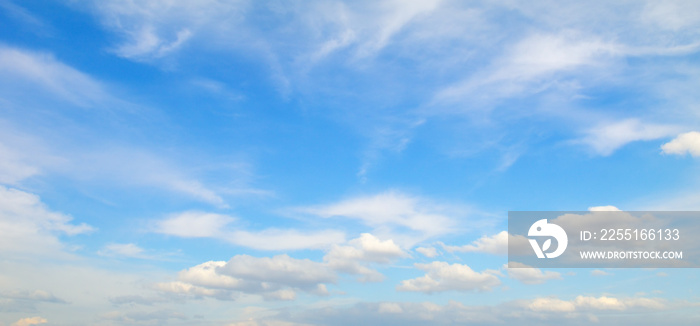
441,231,508,255
324,233,407,282
661,131,700,157
506,262,562,284
0,185,93,256
154,233,408,300
527,297,576,312
155,254,334,301
397,261,501,293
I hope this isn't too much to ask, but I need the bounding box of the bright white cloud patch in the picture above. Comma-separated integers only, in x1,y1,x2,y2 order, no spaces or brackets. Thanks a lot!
0,186,93,256
156,254,333,301
506,263,562,284
580,119,680,156
324,233,407,282
397,261,501,293
442,231,508,255
661,131,700,157
527,297,576,312
156,211,234,238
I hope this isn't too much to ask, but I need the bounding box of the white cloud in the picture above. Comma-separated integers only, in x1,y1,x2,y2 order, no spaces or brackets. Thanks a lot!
75,148,230,207
218,255,335,292
441,231,508,255
377,302,404,314
153,210,345,250
641,0,700,31
155,211,235,238
97,243,146,258
0,45,112,107
506,262,562,284
588,205,621,212
397,261,501,293
87,0,248,61
0,66,234,207
1,289,67,303
580,119,680,156
156,254,334,301
100,309,187,324
0,185,93,256
11,317,47,326
115,26,192,59
155,234,405,301
527,297,576,312
415,246,439,258
324,233,407,282
436,31,620,102
300,191,461,247
661,131,700,157
591,269,612,276
574,296,626,310
256,294,677,325
354,0,443,57
0,141,41,185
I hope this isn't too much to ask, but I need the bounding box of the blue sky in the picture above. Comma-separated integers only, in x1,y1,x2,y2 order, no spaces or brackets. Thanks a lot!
1,0,700,325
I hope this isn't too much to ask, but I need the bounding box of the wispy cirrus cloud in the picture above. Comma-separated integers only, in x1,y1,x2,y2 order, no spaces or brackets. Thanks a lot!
578,119,681,156
0,45,116,108
297,191,470,248
0,185,93,257
153,210,346,250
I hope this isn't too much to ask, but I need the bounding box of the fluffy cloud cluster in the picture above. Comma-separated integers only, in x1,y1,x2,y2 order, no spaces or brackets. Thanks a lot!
506,262,562,284
156,233,406,300
397,261,501,293
325,233,407,282
155,255,332,301
662,131,700,157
